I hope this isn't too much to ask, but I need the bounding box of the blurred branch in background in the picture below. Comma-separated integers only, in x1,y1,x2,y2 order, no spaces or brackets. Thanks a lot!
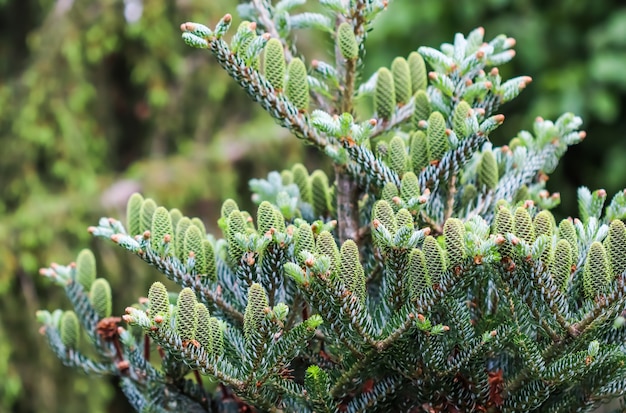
0,0,625,412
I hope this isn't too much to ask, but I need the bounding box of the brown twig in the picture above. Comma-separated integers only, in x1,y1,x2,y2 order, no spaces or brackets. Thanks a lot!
194,369,204,388
444,174,458,222
370,99,415,139
420,211,443,235
144,334,150,361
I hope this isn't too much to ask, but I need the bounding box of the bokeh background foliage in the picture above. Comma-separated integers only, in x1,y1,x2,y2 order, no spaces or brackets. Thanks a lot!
0,0,625,412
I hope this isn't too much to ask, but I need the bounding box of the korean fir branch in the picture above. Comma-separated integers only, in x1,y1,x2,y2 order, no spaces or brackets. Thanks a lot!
492,114,586,218
126,282,317,412
89,194,244,325
122,288,248,402
180,17,329,152
241,283,322,405
39,257,121,360
338,28,530,234
335,0,388,112
284,251,374,356
37,308,116,376
38,253,183,408
251,0,335,109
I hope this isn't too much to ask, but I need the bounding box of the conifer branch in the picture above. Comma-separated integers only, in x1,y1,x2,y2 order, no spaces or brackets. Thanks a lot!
374,309,417,352
344,374,403,413
419,132,489,193
38,5,626,412
571,273,626,337
370,100,415,138
125,307,245,390
139,248,245,324
330,354,372,398
43,328,116,375
344,142,401,189
207,37,329,151
503,262,572,336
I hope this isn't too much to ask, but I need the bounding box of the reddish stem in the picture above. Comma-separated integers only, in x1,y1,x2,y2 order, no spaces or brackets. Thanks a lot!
112,336,124,361
194,369,204,388
144,334,150,361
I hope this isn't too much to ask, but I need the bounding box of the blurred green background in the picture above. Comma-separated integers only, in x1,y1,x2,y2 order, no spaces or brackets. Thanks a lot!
1,0,625,412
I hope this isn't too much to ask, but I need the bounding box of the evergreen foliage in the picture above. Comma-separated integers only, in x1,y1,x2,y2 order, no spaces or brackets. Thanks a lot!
148,281,171,323
89,278,112,319
59,311,80,349
411,90,431,129
425,111,448,162
75,249,96,291
263,38,286,92
285,57,310,112
337,22,358,60
37,1,626,412
374,67,395,120
391,57,411,105
151,206,174,256
407,51,427,93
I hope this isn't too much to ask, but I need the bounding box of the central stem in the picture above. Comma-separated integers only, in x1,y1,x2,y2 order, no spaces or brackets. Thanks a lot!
335,164,360,244
333,9,365,245
341,57,356,115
